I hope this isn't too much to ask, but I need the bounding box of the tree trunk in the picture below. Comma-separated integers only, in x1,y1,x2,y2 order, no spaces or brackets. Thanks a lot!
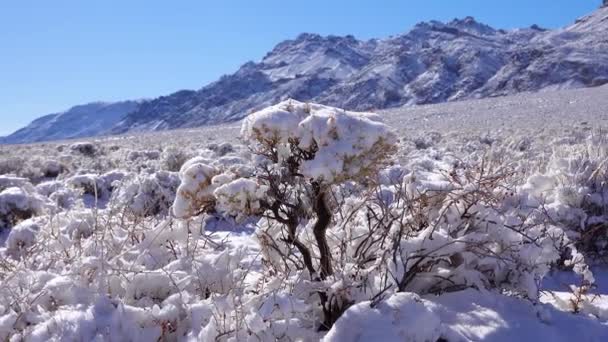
313,188,333,279
286,217,316,276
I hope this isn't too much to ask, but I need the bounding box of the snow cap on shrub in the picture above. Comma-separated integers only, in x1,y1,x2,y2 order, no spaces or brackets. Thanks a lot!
173,162,218,218
214,178,268,221
242,99,398,183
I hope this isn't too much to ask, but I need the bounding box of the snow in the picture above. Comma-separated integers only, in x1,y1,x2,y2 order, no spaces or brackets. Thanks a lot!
240,100,321,145
0,185,44,231
114,171,180,217
172,162,217,218
214,178,268,221
325,289,608,342
6,220,40,258
0,88,608,340
429,289,608,342
305,118,391,179
323,292,442,342
242,99,397,182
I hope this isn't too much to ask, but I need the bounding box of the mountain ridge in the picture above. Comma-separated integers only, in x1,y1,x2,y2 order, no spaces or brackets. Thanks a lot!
4,6,608,144
111,6,608,133
1,101,141,144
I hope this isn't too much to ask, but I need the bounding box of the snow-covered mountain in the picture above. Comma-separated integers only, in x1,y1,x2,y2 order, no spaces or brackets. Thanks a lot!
5,6,608,142
1,101,140,144
110,6,608,134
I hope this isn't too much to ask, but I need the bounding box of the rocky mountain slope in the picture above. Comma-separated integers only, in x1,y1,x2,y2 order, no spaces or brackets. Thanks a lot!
1,101,140,144
4,6,608,143
110,6,608,134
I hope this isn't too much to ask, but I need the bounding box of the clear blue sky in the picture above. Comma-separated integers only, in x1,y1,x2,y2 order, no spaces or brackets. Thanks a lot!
0,0,602,135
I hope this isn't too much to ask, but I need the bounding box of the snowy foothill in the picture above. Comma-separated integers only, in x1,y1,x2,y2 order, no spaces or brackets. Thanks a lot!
0,90,608,341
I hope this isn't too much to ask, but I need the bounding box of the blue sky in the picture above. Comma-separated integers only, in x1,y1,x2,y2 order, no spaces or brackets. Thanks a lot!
0,0,602,135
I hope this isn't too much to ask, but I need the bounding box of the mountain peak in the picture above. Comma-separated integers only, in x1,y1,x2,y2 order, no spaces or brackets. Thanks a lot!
449,16,497,35
409,16,497,37
295,32,323,42
451,16,477,25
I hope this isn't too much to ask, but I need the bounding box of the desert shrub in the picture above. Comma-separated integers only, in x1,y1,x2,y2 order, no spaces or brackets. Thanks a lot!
207,141,235,156
0,101,602,341
40,159,65,178
172,159,220,218
36,180,80,209
113,170,180,217
127,150,161,162
160,146,190,172
0,181,44,231
14,158,67,183
519,136,608,262
66,170,128,205
177,99,398,329
0,175,32,191
0,156,26,175
412,131,442,150
5,220,41,259
69,142,97,156
169,100,592,335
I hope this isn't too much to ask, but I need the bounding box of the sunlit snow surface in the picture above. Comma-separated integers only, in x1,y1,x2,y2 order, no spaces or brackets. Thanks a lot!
1,85,608,341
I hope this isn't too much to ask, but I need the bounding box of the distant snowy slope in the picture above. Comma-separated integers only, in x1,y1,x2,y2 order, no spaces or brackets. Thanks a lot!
1,101,140,144
112,6,608,134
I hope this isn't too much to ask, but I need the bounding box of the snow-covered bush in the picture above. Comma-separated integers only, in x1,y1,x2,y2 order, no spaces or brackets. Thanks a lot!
519,137,608,261
172,159,219,218
0,175,32,191
207,142,235,156
214,100,397,328
36,180,80,209
412,131,442,150
321,158,576,303
214,178,268,221
127,149,161,162
66,170,127,204
0,156,26,176
69,142,97,156
160,146,190,172
0,183,44,231
1,99,606,340
168,100,591,333
5,220,40,259
39,159,65,178
113,171,180,217
0,156,65,183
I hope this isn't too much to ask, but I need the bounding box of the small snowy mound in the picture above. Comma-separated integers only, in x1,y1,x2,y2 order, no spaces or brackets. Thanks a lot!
160,146,190,171
323,292,442,342
69,142,97,156
66,170,127,204
214,178,268,221
0,186,44,230
0,176,32,191
325,290,608,342
113,171,180,217
5,220,40,258
127,149,161,162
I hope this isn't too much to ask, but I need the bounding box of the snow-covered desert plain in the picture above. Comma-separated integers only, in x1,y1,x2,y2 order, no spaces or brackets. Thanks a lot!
1,84,608,341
